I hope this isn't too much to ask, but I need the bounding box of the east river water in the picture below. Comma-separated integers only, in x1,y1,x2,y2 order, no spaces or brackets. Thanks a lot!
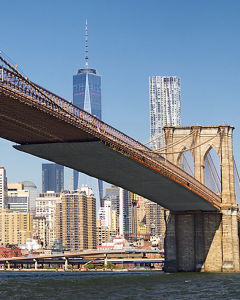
0,271,240,299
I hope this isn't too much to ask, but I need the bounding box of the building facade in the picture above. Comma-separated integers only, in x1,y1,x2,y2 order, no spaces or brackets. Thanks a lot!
87,193,97,249
103,185,121,235
124,191,137,241
134,194,148,239
72,21,103,204
104,186,120,214
0,246,22,258
96,219,110,247
33,216,47,248
22,181,39,215
7,183,29,213
103,200,112,229
0,210,32,245
0,167,8,209
145,202,166,237
42,164,64,193
35,191,60,247
149,76,181,149
56,188,96,251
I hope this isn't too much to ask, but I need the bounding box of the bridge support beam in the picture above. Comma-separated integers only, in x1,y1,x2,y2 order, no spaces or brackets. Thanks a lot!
33,259,38,270
104,254,108,267
64,258,68,271
164,209,239,272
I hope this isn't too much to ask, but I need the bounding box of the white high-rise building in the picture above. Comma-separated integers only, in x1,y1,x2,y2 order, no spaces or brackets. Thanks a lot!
98,207,106,227
22,181,39,216
0,167,8,209
80,185,94,197
35,191,61,247
104,200,112,229
149,76,181,149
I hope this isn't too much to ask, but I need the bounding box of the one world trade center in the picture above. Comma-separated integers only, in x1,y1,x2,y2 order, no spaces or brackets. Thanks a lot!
72,20,103,204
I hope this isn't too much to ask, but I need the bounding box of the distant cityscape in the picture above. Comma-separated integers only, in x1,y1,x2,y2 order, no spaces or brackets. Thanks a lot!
0,166,167,254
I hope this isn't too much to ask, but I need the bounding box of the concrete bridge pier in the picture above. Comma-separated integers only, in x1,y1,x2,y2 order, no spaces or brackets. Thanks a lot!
164,208,239,272
221,205,239,272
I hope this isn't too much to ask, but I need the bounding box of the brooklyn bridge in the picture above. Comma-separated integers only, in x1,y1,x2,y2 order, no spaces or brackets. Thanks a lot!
0,54,239,272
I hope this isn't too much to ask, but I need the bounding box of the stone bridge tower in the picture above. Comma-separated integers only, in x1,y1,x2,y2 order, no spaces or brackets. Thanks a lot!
163,125,239,272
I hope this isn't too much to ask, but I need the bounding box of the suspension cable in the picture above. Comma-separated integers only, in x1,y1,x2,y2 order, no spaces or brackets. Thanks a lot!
144,132,165,145
205,154,221,194
181,153,194,176
233,157,240,183
208,152,221,183
0,54,92,127
143,130,194,151
0,50,27,77
144,131,221,155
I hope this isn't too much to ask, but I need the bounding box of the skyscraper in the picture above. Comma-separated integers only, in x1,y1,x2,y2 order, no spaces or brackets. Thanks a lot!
42,164,64,193
73,20,103,203
149,76,181,149
148,75,181,244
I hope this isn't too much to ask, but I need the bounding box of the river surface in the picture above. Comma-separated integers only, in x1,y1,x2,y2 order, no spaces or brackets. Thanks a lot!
0,271,240,299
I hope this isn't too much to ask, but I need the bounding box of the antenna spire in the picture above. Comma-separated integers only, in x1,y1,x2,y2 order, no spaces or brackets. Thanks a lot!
85,19,88,69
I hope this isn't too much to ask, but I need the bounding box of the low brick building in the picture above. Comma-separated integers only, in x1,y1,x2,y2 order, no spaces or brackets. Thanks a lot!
0,246,22,258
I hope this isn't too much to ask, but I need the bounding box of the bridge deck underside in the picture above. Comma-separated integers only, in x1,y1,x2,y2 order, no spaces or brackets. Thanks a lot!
0,90,96,144
16,141,218,212
0,88,220,211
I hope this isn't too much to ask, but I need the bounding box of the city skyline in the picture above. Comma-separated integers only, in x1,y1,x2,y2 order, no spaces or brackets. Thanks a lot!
0,0,239,277
0,0,240,191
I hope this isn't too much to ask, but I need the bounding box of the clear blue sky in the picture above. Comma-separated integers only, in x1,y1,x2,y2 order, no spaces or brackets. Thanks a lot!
0,0,240,191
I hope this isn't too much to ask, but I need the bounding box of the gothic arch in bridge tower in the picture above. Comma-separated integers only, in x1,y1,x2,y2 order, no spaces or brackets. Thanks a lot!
203,146,222,194
177,148,195,177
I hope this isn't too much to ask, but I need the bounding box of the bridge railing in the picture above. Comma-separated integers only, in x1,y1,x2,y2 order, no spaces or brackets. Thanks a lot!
0,65,149,150
0,63,222,208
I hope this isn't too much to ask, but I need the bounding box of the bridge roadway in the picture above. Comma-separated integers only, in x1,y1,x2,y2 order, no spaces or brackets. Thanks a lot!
0,56,221,211
0,249,162,266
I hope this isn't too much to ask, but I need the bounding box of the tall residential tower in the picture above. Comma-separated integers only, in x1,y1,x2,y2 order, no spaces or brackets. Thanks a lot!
146,76,181,243
73,21,103,203
56,188,96,251
149,76,181,149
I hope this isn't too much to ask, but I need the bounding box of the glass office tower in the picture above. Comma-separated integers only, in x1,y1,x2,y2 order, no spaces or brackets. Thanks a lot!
42,163,64,193
73,69,101,119
72,21,103,204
